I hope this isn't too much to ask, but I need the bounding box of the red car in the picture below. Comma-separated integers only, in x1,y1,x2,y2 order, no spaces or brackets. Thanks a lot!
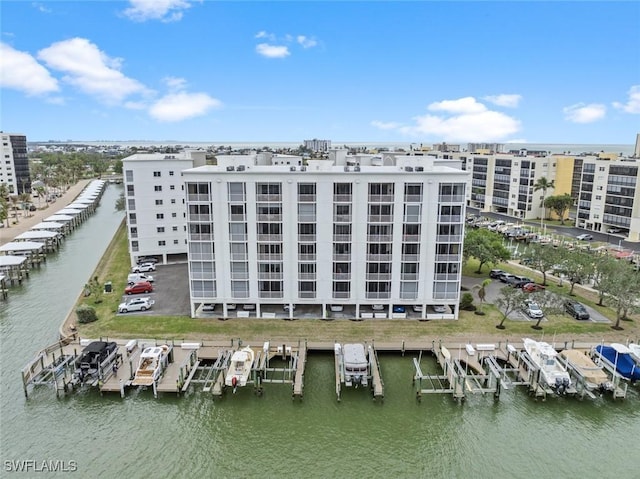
125,281,153,295
522,282,545,293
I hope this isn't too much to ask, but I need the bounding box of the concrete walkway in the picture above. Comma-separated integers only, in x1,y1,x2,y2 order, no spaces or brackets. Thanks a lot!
0,179,92,247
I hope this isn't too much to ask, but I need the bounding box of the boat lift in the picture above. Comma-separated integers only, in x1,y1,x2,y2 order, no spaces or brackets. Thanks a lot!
334,342,384,402
589,348,629,399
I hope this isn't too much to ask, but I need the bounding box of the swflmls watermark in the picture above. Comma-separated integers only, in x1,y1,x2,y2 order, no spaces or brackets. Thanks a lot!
4,460,78,473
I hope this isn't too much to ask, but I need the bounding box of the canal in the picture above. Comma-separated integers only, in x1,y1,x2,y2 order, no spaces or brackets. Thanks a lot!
1,184,638,478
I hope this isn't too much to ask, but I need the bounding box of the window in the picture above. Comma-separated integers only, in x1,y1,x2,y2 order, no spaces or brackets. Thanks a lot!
171,199,176,204
128,199,136,210
170,185,175,190
153,171,161,177
158,240,166,246
157,227,165,233
125,170,133,182
173,226,178,231
169,171,174,176
154,185,162,192
174,239,179,244
156,213,164,220
155,199,163,205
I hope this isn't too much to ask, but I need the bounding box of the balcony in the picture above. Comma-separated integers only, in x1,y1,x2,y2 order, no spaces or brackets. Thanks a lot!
258,272,284,280
189,214,211,222
189,233,213,241
187,193,210,202
367,215,393,223
231,254,248,261
436,235,462,243
298,215,316,222
259,291,284,299
333,234,352,242
299,272,317,280
433,291,459,300
438,215,462,223
333,253,351,261
367,234,393,242
403,234,421,242
258,253,282,261
229,234,247,242
435,254,460,262
228,194,245,202
366,292,391,300
256,194,282,202
257,234,282,242
333,273,351,280
399,291,418,299
298,234,317,242
230,272,249,280
229,214,246,222
367,254,391,261
333,195,352,203
368,194,394,203
439,195,465,203
366,273,391,281
191,253,214,261
190,272,216,280
298,291,316,299
434,273,459,281
298,194,316,202
403,194,422,203
334,214,352,223
332,291,351,299
231,291,250,299
401,273,418,281
401,254,419,262
298,254,316,261
257,214,282,222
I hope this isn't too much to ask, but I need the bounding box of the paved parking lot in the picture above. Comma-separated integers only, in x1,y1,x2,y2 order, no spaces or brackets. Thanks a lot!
117,263,190,317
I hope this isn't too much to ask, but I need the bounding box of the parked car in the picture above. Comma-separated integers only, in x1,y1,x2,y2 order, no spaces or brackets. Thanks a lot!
522,299,544,319
433,305,447,313
490,269,505,279
499,273,516,283
564,300,590,320
512,276,534,288
412,305,423,312
393,305,406,313
606,227,622,234
136,256,159,264
283,304,296,311
131,263,156,273
202,303,215,312
372,304,385,310
118,297,154,313
576,234,593,241
127,273,154,284
124,281,153,295
522,282,545,293
330,305,344,312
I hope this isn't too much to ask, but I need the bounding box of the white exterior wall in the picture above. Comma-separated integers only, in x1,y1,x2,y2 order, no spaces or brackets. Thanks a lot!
123,153,198,264
183,160,468,319
0,134,18,193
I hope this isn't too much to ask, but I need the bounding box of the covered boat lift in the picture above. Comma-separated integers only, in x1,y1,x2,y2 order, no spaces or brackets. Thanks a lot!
15,230,62,252
0,255,28,285
0,241,46,269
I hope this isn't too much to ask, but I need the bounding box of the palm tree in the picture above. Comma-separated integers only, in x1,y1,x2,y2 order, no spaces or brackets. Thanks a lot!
0,183,9,227
533,177,555,223
9,195,20,224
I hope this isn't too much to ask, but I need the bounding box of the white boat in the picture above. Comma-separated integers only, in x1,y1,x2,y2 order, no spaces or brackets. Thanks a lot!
225,346,255,390
523,338,571,394
132,345,170,386
629,343,640,363
337,343,369,387
560,349,612,392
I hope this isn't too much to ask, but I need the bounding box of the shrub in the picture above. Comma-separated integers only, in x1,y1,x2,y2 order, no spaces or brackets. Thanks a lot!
76,304,98,324
460,292,476,311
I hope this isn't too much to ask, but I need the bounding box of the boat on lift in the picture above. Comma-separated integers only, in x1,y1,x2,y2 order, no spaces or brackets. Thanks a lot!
560,349,613,392
132,345,170,386
593,343,640,381
523,338,571,394
336,343,370,387
74,341,118,385
225,346,255,391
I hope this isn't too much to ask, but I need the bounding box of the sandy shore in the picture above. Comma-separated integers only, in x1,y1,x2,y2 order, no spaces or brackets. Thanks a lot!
0,179,92,247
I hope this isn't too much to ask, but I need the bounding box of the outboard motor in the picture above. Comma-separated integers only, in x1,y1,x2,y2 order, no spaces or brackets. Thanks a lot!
555,377,568,395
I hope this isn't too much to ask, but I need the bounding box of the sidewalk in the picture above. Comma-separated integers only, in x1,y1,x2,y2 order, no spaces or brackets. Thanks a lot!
0,179,92,247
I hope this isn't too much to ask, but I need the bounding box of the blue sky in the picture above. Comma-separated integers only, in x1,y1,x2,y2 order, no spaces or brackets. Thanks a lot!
1,1,639,144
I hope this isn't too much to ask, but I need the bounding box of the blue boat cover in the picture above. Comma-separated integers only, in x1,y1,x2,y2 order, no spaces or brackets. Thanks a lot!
595,345,640,380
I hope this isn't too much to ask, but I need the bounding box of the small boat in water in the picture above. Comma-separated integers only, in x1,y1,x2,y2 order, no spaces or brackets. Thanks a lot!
132,345,170,386
560,349,612,392
336,343,370,387
225,346,255,391
593,344,640,381
74,341,118,384
523,338,571,394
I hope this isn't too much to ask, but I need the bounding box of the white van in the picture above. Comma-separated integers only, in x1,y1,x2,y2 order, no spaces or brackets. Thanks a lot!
127,273,154,285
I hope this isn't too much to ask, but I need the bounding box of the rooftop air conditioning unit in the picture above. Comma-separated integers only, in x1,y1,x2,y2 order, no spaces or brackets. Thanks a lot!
237,165,245,171
344,166,350,172
354,166,361,172
226,166,235,171
300,166,307,171
290,166,297,171
415,166,424,172
405,166,414,172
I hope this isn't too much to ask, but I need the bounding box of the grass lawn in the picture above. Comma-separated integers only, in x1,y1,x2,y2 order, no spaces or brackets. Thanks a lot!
75,224,639,343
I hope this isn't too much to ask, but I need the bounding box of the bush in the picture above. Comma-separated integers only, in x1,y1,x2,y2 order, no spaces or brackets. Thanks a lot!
460,292,476,311
76,304,98,324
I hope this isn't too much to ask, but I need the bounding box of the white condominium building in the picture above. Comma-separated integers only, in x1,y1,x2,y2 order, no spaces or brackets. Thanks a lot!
183,156,468,319
122,150,206,264
0,132,30,194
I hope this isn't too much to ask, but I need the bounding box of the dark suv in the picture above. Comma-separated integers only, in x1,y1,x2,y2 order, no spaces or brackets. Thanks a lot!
564,300,590,320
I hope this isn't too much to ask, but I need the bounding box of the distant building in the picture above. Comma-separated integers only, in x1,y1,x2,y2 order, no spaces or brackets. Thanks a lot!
635,133,640,158
0,132,30,194
467,143,504,154
432,143,461,153
303,139,332,152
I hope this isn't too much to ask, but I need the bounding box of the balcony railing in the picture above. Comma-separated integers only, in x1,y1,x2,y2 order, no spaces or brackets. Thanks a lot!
438,215,462,223
256,194,282,202
257,214,282,222
367,254,391,261
434,273,459,281
399,291,418,299
257,253,282,261
298,272,317,280
298,194,316,202
332,291,351,299
367,215,393,223
333,234,352,242
368,194,394,203
189,233,213,241
231,290,250,299
366,292,391,299
433,291,459,300
228,194,245,202
231,253,248,261
333,195,352,203
187,194,210,202
403,234,420,242
189,214,211,222
229,214,246,222
401,254,419,262
403,194,422,203
401,273,418,281
436,235,462,243
298,234,317,242
230,272,249,280
334,215,352,223
435,254,460,262
367,234,393,242
258,272,283,280
190,253,214,261
259,291,284,299
333,253,351,261
298,215,316,222
298,254,316,261
438,195,465,203
333,273,351,280
403,215,421,223
190,272,216,280
257,234,282,242
298,291,316,299
366,273,391,281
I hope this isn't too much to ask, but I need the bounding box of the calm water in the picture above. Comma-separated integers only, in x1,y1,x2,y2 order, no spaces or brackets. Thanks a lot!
1,185,639,478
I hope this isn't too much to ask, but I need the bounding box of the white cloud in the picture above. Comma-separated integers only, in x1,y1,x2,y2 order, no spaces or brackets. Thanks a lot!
149,92,221,122
371,120,403,130
563,103,606,123
0,42,59,95
32,2,52,13
256,43,290,59
483,94,522,108
255,31,276,41
163,76,188,91
37,37,148,104
297,35,317,48
386,96,521,142
123,0,193,22
427,97,487,114
613,85,640,114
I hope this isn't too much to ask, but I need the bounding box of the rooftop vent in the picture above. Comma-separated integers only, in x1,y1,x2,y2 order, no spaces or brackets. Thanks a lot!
404,166,414,172
344,166,350,172
300,166,307,171
226,166,235,171
354,166,361,172
415,166,424,172
236,165,245,171
290,166,297,171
